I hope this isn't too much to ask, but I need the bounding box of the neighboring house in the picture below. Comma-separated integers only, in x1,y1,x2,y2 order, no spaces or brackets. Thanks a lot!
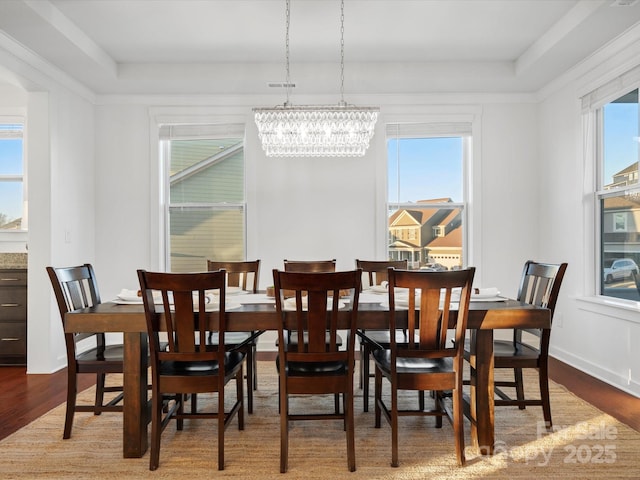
388,198,462,269
603,162,640,267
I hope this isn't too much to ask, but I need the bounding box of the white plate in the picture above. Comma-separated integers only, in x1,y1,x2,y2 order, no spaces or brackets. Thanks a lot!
367,284,388,294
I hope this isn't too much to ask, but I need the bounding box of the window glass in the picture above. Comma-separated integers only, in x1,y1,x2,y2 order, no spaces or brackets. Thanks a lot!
162,131,245,272
387,126,467,270
598,89,640,301
0,124,25,230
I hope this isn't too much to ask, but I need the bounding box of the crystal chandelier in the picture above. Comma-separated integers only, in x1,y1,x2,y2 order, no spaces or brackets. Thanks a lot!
253,0,379,157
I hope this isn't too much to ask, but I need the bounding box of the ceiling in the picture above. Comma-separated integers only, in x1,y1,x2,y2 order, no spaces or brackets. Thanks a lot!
1,0,640,96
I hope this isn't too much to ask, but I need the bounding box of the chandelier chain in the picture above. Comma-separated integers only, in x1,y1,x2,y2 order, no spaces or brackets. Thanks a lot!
340,0,345,104
285,0,291,106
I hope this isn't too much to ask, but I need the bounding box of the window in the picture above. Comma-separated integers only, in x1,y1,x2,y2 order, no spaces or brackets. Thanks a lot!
0,121,25,231
386,123,469,270
596,89,640,301
160,124,245,273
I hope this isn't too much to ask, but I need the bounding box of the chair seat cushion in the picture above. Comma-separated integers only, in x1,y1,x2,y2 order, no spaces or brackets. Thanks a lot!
76,344,124,362
360,329,407,347
159,351,246,376
493,339,540,358
207,331,255,347
372,349,453,374
275,355,347,376
277,332,343,347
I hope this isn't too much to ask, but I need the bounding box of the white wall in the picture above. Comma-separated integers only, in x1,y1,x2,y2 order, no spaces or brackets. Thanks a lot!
539,32,640,396
24,87,96,373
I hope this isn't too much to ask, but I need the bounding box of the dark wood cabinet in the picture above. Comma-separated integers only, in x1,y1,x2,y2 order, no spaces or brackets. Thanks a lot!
0,269,27,365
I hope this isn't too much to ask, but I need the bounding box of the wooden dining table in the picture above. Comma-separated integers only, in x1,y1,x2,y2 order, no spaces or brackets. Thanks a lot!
64,295,550,459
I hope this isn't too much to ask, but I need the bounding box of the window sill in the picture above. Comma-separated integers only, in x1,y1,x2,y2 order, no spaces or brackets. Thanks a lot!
575,295,640,324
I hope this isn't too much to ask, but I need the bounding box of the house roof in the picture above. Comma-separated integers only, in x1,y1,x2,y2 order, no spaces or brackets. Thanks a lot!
427,225,462,249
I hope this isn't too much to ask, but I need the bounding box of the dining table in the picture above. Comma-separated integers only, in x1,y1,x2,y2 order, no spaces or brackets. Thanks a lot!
64,291,550,459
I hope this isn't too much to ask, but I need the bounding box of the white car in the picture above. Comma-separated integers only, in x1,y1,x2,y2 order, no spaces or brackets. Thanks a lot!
603,258,639,284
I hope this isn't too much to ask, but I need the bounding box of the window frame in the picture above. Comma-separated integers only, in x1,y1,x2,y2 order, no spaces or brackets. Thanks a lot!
159,123,247,272
0,118,26,232
591,89,640,303
385,122,471,270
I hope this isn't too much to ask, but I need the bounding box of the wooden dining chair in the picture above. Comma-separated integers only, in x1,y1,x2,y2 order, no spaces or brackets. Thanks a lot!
355,259,408,412
46,264,125,439
280,259,339,347
283,258,337,273
373,267,475,467
464,260,567,428
273,268,361,473
137,269,245,471
206,259,263,414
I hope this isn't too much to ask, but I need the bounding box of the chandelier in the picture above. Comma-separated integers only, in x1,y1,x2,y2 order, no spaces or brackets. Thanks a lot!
253,0,379,157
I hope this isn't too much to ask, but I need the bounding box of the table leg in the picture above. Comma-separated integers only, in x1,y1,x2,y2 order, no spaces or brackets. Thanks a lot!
469,329,495,455
122,332,148,458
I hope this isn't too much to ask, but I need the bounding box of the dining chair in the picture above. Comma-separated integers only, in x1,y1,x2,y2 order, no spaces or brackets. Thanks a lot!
280,259,340,348
280,259,342,412
137,269,245,471
206,259,263,414
373,267,475,467
273,268,361,473
355,258,409,412
464,260,567,428
46,264,125,439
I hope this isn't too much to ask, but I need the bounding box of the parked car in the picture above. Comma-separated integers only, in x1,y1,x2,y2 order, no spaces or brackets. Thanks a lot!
603,258,639,283
419,263,448,272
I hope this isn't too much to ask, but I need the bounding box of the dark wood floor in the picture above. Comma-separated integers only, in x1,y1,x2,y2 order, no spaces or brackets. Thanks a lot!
1,356,639,441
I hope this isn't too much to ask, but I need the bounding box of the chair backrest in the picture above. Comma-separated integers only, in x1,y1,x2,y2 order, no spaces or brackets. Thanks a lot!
46,264,104,360
283,259,336,273
137,270,227,365
387,267,475,365
356,259,408,289
514,260,568,348
273,269,361,362
207,260,260,293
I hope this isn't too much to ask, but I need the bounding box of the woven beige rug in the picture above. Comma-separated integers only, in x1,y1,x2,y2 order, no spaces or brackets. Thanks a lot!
1,362,639,479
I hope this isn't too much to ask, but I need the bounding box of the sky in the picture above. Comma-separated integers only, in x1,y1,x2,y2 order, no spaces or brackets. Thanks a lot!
0,137,24,222
387,136,463,204
603,102,639,185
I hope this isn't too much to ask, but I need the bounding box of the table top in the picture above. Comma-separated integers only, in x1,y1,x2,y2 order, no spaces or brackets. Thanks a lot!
64,294,550,333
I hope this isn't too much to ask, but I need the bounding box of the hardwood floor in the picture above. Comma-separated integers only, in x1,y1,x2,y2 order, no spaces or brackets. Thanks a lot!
1,357,639,441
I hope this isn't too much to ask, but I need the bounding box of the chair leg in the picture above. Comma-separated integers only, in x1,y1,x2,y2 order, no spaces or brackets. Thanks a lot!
63,372,77,439
95,373,106,415
346,389,356,472
374,367,382,428
246,346,254,414
539,363,552,428
280,381,289,473
362,343,371,412
515,368,525,409
453,385,466,466
391,382,399,468
252,342,258,390
435,391,443,428
149,391,162,471
218,379,225,471
237,367,245,430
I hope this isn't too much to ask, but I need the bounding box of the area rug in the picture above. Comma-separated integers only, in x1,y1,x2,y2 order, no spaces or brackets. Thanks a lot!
0,362,638,479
